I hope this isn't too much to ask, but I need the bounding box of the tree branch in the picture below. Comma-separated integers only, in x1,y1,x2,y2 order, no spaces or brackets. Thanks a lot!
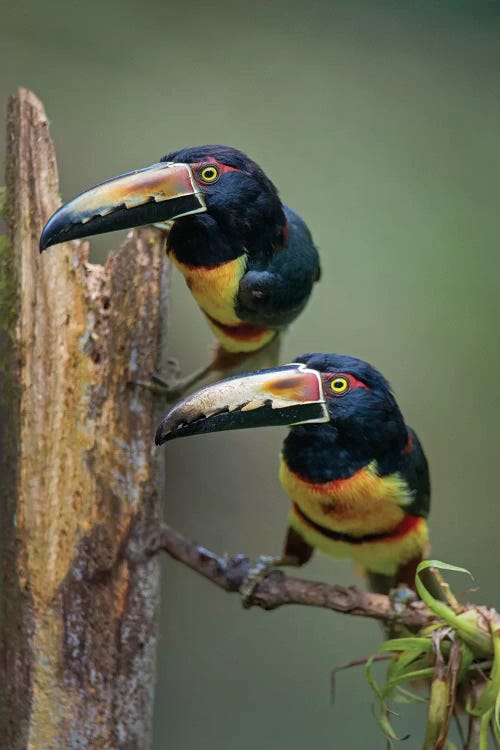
130,521,436,631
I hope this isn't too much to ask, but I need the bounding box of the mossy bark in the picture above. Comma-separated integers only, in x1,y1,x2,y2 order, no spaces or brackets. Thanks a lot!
0,89,168,749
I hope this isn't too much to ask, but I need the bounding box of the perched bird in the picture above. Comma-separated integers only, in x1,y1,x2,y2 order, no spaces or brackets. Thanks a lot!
155,354,430,594
40,146,321,395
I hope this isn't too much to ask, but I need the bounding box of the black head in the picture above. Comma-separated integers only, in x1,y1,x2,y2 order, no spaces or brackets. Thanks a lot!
155,352,408,467
161,145,286,264
291,352,402,429
282,353,408,480
39,144,285,255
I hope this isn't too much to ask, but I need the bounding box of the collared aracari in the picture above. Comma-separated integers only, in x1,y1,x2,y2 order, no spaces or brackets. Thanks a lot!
40,146,321,395
155,353,430,593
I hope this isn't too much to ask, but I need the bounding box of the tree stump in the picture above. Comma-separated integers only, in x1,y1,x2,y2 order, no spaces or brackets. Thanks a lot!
0,89,168,749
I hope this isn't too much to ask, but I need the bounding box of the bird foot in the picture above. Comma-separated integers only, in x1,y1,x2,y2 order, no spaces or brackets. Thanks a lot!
129,372,184,401
239,555,288,608
129,359,213,401
386,585,417,637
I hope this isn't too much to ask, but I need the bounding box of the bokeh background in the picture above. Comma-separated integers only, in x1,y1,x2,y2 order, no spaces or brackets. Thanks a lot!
1,1,499,747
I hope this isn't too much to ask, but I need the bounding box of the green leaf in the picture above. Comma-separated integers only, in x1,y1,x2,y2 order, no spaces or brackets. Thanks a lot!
371,705,400,743
469,624,500,717
385,655,434,701
457,643,475,683
377,637,434,654
423,675,451,750
386,666,435,688
386,651,424,688
417,559,474,579
415,561,473,624
479,707,494,750
393,686,429,704
370,637,434,701
366,651,387,705
494,689,500,743
416,561,492,658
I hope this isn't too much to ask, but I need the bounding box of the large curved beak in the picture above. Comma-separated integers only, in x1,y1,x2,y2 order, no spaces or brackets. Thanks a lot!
155,363,329,445
40,162,206,251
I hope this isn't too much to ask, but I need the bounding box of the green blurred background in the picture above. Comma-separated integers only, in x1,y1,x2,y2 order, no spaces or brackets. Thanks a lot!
1,0,499,746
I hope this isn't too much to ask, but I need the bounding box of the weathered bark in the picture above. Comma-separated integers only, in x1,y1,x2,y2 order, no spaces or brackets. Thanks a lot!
0,89,168,749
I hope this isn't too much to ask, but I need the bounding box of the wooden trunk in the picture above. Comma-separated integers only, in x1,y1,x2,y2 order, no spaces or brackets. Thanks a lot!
0,89,168,749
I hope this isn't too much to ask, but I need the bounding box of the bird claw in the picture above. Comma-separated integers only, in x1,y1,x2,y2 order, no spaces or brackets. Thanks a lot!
128,358,207,400
163,358,183,380
386,585,417,636
129,358,216,401
128,372,185,400
239,555,283,608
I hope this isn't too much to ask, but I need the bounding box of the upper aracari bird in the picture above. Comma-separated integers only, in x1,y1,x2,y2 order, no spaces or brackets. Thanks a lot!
155,353,430,594
40,146,321,396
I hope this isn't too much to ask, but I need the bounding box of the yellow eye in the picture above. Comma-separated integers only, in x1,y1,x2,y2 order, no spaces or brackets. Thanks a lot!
330,376,349,395
200,165,219,183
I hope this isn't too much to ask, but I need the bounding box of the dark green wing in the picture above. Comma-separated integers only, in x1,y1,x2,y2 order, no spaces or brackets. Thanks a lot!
400,427,431,518
236,205,321,328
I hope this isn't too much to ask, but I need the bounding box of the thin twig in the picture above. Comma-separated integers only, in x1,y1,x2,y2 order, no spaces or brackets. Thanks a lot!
330,653,393,704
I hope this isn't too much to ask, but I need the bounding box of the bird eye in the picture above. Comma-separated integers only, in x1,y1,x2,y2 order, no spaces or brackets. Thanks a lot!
329,376,349,395
199,165,219,183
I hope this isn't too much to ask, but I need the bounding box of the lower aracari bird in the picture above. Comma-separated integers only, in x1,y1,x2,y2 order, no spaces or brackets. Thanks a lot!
155,353,430,594
39,146,321,396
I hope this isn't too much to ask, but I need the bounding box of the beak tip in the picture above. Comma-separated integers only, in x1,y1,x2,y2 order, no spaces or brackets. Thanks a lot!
39,235,50,253
40,215,62,252
154,424,169,446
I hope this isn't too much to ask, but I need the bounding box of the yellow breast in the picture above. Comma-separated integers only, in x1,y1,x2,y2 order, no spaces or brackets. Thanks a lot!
279,458,427,575
171,253,247,325
171,253,276,353
279,458,412,537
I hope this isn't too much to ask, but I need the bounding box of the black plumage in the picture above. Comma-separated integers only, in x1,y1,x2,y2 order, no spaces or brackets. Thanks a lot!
163,145,320,330
283,353,430,519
